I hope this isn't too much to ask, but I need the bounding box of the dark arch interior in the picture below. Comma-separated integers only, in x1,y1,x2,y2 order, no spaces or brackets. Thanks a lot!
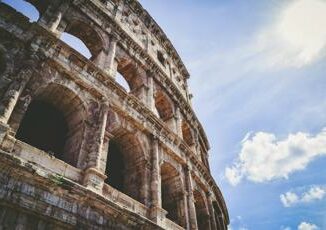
194,191,208,230
0,51,5,75
16,100,68,160
104,134,144,204
162,190,178,222
161,163,185,227
116,60,142,92
155,91,174,121
182,121,194,146
213,201,223,229
105,140,124,191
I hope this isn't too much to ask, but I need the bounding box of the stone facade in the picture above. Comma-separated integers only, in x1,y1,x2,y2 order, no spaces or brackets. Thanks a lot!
0,0,229,229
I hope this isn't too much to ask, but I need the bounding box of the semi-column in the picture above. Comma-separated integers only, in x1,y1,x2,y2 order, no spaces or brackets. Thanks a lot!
47,2,70,33
207,193,218,230
105,34,118,77
83,103,109,192
146,71,155,111
184,165,198,230
0,69,32,125
175,107,182,137
149,136,166,226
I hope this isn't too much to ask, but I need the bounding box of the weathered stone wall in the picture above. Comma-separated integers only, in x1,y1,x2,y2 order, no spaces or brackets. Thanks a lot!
0,1,229,229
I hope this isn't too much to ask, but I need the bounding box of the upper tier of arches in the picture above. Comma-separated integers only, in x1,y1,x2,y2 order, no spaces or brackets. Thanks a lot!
0,4,230,226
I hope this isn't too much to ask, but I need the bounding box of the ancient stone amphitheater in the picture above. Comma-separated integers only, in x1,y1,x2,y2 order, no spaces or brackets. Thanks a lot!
0,0,229,229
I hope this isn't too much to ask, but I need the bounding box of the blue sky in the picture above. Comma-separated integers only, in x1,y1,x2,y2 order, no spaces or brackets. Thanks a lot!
138,0,326,229
3,0,326,229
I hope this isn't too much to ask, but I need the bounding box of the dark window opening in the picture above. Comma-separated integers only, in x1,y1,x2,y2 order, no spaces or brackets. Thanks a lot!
213,201,224,229
161,163,185,227
162,188,178,223
154,91,174,122
105,140,125,191
0,51,5,75
194,190,210,230
16,100,68,160
182,121,194,146
157,51,165,66
195,202,206,230
104,134,144,204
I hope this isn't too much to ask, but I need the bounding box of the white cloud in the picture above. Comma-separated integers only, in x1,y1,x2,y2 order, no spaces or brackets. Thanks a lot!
225,128,326,186
298,222,319,230
281,227,291,230
280,192,299,207
280,186,326,207
252,0,326,69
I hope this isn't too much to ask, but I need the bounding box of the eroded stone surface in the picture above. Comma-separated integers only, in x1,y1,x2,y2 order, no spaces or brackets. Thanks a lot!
0,1,229,229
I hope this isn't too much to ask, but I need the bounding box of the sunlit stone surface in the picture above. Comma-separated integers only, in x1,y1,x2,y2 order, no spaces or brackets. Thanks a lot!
0,0,228,229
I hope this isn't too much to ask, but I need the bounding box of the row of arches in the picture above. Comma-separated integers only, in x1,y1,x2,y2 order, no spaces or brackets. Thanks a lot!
2,0,199,151
9,80,217,229
1,1,223,228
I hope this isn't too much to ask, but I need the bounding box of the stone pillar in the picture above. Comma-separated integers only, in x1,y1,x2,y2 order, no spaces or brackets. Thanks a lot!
0,69,32,125
151,137,161,207
207,193,218,230
99,132,112,173
175,108,182,137
147,71,155,111
139,158,151,206
184,166,198,230
93,34,118,77
150,137,166,226
105,35,118,77
178,192,189,229
83,103,109,192
47,2,70,33
114,1,124,21
165,114,178,133
132,83,148,105
93,49,107,70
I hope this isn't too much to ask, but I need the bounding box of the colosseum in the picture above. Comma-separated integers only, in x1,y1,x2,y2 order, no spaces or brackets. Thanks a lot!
0,0,229,229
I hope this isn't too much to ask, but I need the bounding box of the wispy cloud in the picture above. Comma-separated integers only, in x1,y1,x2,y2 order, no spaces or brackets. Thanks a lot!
280,186,326,207
298,222,319,230
225,128,326,186
190,0,326,121
249,0,326,70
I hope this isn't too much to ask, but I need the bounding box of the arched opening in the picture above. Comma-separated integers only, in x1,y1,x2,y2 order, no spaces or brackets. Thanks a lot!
105,133,146,204
161,162,186,228
157,50,165,67
194,190,210,230
213,201,224,230
60,33,92,59
116,59,144,93
182,120,194,146
16,101,68,159
61,20,103,60
154,90,174,121
116,71,130,92
3,0,39,22
15,84,85,167
105,140,124,191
